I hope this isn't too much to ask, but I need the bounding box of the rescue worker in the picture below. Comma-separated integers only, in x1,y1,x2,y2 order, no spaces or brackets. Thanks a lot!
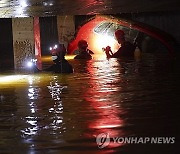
44,52,73,73
34,46,73,73
104,30,140,59
74,40,94,60
50,43,66,56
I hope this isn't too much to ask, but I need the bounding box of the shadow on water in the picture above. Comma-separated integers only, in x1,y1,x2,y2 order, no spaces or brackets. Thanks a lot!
0,53,180,153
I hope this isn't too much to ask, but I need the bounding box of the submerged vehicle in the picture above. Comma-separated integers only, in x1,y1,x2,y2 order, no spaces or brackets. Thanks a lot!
67,15,175,55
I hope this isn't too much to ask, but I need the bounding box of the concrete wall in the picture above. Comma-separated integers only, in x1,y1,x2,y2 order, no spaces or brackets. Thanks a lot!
12,18,34,69
57,15,75,48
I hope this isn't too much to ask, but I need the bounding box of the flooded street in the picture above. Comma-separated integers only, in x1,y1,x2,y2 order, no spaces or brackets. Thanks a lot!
0,53,180,154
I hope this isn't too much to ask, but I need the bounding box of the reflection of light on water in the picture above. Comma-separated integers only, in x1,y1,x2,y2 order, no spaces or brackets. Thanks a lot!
21,79,40,136
31,108,35,114
41,55,75,62
65,55,76,60
10,74,67,141
28,88,34,93
47,81,67,101
47,78,66,132
83,58,125,145
98,104,120,109
28,87,39,100
21,116,38,136
96,124,123,129
0,75,28,83
0,74,39,86
29,102,36,114
0,74,51,87
28,76,33,85
26,116,37,126
28,88,35,99
49,104,63,114
56,120,63,124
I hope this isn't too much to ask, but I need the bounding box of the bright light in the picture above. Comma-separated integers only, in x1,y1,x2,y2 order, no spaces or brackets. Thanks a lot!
65,55,76,60
32,59,37,62
0,74,50,86
49,2,53,6
41,55,75,62
15,0,28,17
43,2,48,6
50,47,52,50
54,44,58,49
43,1,53,6
94,34,119,54
28,76,33,85
20,0,28,7
27,61,33,67
26,59,37,68
0,75,28,83
96,124,123,129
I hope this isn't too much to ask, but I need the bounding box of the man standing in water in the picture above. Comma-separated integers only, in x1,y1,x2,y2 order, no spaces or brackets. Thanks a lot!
74,40,94,60
44,52,73,73
104,30,141,59
33,46,73,73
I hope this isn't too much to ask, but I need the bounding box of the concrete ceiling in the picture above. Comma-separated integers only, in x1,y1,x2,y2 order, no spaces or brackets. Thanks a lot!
0,0,180,18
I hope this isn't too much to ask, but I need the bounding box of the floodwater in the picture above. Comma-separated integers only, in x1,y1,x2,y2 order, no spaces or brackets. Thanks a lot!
0,53,180,154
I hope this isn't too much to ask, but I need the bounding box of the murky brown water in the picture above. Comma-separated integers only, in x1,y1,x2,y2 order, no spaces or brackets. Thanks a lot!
0,53,180,154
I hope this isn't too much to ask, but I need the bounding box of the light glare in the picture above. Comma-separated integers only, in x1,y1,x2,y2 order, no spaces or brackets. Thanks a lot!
27,61,33,67
0,75,28,83
95,34,118,53
54,44,58,49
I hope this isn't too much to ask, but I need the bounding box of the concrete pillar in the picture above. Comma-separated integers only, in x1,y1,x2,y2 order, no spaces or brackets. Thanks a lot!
12,18,34,69
57,15,75,49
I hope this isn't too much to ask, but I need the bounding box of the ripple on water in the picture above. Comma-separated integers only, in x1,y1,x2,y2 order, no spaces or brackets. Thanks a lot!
0,54,180,153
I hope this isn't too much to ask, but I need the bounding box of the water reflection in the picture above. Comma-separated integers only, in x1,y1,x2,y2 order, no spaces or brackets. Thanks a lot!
47,76,67,101
20,76,40,137
0,75,28,84
47,77,66,132
81,59,127,149
18,74,67,153
0,54,179,153
0,86,18,153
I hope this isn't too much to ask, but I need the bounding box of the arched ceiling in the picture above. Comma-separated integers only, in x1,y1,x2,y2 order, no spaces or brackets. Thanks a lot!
0,0,180,18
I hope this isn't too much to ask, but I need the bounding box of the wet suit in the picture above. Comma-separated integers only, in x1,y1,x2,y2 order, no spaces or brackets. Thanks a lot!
33,59,73,74
44,59,73,73
74,51,92,60
111,41,135,58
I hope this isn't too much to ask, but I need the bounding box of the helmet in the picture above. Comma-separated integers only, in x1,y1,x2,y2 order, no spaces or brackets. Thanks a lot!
78,40,88,49
115,30,125,39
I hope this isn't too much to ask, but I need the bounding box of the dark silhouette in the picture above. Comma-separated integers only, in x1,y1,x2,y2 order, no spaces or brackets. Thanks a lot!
74,40,93,60
33,49,73,73
44,55,73,73
104,30,138,58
